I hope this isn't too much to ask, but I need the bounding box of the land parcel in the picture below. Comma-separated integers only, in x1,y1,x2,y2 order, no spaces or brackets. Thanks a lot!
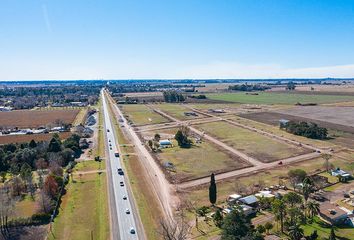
194,121,310,162
155,104,209,120
120,104,169,126
144,127,250,182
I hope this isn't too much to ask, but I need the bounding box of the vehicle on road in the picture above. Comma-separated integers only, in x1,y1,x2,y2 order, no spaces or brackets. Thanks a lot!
125,209,130,214
123,195,127,200
130,228,135,234
115,152,120,157
117,168,124,175
107,129,110,132
278,161,283,165
120,181,124,186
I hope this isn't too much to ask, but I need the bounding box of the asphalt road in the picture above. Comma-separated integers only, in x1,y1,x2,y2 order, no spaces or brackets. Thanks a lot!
102,91,139,240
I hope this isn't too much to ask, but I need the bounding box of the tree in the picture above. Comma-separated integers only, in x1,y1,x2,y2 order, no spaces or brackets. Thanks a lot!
148,140,154,151
307,230,318,240
175,129,191,148
302,177,313,202
264,222,273,234
306,201,320,219
209,173,217,205
213,209,223,227
321,154,332,172
221,209,263,240
272,199,286,233
158,216,191,240
288,223,304,240
286,81,296,90
288,169,307,190
44,175,59,200
283,192,303,208
48,137,62,152
328,227,336,240
154,133,161,142
29,139,37,148
0,172,6,183
38,190,54,214
256,225,266,234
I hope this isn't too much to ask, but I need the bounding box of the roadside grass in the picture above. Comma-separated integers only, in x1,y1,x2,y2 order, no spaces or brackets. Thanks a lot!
185,152,353,207
72,107,88,126
195,121,309,162
156,104,208,120
97,98,105,158
156,137,250,182
74,160,105,172
227,116,335,149
302,216,354,240
120,104,169,126
206,92,354,105
49,170,109,240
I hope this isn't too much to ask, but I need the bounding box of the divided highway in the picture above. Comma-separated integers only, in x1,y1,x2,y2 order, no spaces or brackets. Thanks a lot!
102,90,139,240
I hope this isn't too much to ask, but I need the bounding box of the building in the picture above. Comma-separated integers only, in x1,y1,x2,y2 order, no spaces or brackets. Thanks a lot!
255,190,275,198
159,139,172,148
319,202,348,225
227,193,242,204
238,195,258,207
331,168,351,180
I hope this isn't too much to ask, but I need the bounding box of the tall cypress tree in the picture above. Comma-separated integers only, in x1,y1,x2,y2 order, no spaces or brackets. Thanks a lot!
329,227,336,240
209,173,217,205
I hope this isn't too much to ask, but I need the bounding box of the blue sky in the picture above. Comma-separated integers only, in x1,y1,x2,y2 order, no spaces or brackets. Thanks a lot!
1,0,354,80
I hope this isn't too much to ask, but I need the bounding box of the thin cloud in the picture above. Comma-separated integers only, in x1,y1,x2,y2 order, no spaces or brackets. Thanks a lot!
41,4,52,33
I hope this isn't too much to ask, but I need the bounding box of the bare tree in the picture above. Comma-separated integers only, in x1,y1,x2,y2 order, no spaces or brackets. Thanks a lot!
37,190,53,214
0,185,15,237
158,216,191,240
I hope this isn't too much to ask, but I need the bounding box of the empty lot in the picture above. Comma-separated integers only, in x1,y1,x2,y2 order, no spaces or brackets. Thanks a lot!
0,109,79,128
194,121,310,162
143,128,251,182
120,104,169,126
155,104,209,120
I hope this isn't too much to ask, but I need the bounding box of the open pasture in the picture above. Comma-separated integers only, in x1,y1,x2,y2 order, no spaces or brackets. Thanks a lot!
143,127,250,182
195,121,310,162
155,104,209,120
0,109,79,128
206,92,354,105
120,104,169,126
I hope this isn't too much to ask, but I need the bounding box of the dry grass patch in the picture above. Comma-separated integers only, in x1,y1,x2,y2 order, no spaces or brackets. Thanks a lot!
120,104,169,126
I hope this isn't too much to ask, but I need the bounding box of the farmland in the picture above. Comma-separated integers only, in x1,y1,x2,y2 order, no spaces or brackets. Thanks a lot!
206,92,354,104
0,109,79,128
120,104,169,126
142,127,251,182
194,121,310,162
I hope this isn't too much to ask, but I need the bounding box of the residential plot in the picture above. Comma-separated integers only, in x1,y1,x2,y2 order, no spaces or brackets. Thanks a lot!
195,121,310,162
156,104,208,120
206,92,354,105
143,128,251,182
0,109,79,128
120,104,169,126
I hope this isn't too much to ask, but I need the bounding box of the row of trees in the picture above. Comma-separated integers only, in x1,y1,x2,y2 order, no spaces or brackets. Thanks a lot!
282,121,328,139
163,90,185,103
228,84,271,92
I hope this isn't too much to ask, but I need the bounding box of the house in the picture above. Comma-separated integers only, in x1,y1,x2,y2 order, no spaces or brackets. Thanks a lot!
319,202,348,225
255,190,275,198
222,205,256,216
238,195,258,207
159,139,172,148
331,168,351,180
279,119,289,128
227,193,242,204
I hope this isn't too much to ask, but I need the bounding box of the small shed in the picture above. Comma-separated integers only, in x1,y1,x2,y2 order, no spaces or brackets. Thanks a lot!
159,139,172,148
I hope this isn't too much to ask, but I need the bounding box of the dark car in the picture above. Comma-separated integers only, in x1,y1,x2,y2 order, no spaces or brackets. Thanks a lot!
117,168,124,175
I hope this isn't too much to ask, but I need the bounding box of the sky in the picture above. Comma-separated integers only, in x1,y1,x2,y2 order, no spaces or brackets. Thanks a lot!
1,0,354,80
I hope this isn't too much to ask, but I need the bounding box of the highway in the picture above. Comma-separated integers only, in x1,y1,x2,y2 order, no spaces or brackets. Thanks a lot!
102,90,139,240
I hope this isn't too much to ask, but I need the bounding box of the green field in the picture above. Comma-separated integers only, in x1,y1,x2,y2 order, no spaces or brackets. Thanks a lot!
121,104,169,126
156,104,208,120
206,92,354,105
195,121,309,162
49,162,109,240
154,131,250,182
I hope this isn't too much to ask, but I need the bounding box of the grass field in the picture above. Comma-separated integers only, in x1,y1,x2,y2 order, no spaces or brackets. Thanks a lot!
195,121,309,162
206,92,354,105
120,104,169,126
72,108,88,126
156,104,208,120
49,162,109,240
149,128,250,182
0,109,79,128
0,132,72,144
185,151,353,207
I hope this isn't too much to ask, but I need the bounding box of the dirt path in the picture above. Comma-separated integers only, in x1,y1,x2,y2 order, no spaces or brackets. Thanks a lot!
106,93,177,221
